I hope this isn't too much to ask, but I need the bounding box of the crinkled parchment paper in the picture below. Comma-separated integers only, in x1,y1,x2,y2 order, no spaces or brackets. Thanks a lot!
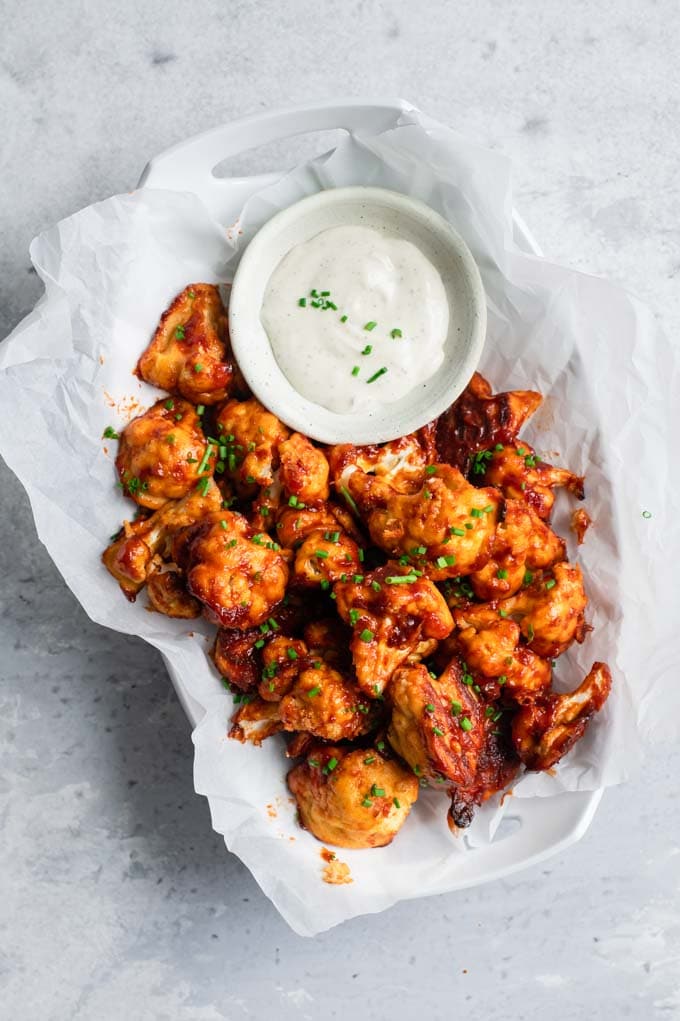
1,108,678,936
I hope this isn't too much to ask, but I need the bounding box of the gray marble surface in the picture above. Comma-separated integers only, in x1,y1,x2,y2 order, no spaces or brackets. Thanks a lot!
1,2,679,1018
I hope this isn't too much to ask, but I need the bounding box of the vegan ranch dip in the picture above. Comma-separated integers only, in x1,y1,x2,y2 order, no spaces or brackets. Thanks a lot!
260,225,449,415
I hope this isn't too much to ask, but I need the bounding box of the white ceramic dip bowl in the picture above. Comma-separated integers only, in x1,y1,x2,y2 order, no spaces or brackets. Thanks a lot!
228,186,486,445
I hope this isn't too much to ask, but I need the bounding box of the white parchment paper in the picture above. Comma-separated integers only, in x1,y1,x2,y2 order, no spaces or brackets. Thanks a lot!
1,108,678,936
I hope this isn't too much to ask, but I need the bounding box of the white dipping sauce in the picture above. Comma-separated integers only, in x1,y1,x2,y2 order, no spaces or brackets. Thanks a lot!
260,225,449,415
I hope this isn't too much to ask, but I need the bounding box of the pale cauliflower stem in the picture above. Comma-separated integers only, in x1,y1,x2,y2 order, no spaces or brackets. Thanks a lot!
105,308,612,847
287,746,420,849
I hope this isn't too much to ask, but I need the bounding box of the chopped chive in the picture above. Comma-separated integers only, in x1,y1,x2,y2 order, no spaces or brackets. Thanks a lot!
470,508,483,518
545,579,557,590
193,363,203,373
254,639,265,649
286,647,298,660
298,297,307,307
359,628,374,643
451,527,465,537
450,700,462,716
310,289,319,298
341,486,359,515
102,425,119,439
425,703,435,713
370,784,385,798
361,344,372,356
325,757,338,772
196,477,210,496
460,717,473,732
385,574,418,585
390,328,402,339
371,580,381,592
498,675,507,685
523,570,534,586
307,685,322,698
320,290,330,297
366,367,387,384
642,510,652,519
358,548,365,562
353,574,364,583
351,365,360,377
465,522,473,530
496,568,508,579
164,398,175,411
432,726,444,737
219,519,227,530
393,797,401,808
364,755,375,764
363,321,377,331
175,325,185,340
376,740,385,752
340,314,348,323
288,495,299,507
425,465,437,475
349,609,359,625
362,798,373,808
315,549,329,559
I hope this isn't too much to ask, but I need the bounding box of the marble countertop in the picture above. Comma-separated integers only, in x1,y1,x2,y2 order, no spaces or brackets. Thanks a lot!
2,2,678,1018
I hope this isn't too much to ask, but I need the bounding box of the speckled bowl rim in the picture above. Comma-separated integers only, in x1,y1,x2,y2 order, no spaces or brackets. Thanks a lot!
228,186,486,445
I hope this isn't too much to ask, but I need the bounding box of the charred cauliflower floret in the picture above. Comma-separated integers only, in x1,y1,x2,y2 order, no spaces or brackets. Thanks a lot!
479,442,584,521
334,563,454,696
292,528,361,588
279,663,380,741
328,432,430,497
276,502,364,550
174,510,288,628
137,284,237,404
215,397,290,489
348,464,501,580
468,499,566,600
258,635,308,701
231,661,379,744
146,566,202,618
278,433,330,504
434,371,543,473
456,619,552,703
287,746,419,849
456,561,588,659
115,398,208,509
102,479,222,599
388,661,519,828
512,661,611,770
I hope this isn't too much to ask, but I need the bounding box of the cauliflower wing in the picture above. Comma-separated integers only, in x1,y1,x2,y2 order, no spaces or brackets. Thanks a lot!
278,433,330,504
175,510,288,628
457,562,588,659
115,398,208,509
512,661,612,769
137,284,236,404
102,479,222,599
348,464,500,579
468,499,566,600
215,398,290,489
276,502,364,549
287,746,419,849
146,566,202,618
435,371,543,472
456,620,552,703
258,635,308,701
480,442,584,520
279,662,380,741
334,563,454,695
292,528,361,588
388,660,519,827
328,432,430,497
